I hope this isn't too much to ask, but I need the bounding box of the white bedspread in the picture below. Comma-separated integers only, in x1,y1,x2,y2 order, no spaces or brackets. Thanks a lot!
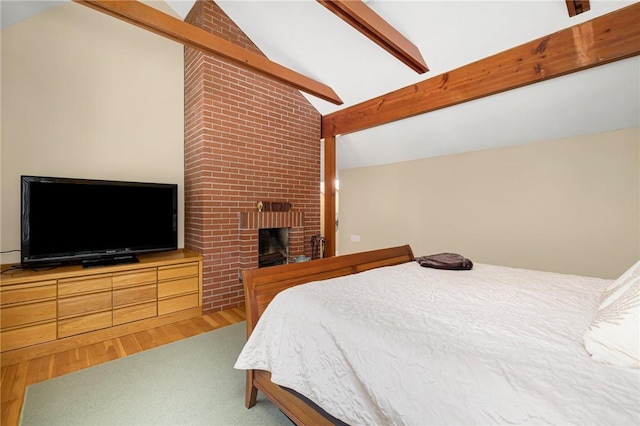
234,262,640,425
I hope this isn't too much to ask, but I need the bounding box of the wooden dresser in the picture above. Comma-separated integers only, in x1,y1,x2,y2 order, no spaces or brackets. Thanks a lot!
0,249,202,366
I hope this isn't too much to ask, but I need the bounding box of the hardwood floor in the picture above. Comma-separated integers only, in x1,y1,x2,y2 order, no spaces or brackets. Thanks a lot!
0,306,246,426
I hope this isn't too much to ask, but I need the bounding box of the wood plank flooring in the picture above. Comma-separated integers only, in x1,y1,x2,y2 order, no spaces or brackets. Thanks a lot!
0,307,246,426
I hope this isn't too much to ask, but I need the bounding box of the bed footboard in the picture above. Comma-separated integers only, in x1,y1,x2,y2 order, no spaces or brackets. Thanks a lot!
240,244,414,425
241,244,414,337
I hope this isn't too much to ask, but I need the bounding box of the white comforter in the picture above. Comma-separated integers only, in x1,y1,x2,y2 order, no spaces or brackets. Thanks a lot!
234,262,640,425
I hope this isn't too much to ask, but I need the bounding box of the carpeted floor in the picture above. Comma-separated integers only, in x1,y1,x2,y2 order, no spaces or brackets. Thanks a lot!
20,322,290,425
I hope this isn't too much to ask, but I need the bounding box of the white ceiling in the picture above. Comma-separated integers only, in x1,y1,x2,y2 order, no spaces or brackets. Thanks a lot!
2,0,638,170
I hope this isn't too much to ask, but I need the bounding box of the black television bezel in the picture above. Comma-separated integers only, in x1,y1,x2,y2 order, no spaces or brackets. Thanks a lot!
20,175,178,268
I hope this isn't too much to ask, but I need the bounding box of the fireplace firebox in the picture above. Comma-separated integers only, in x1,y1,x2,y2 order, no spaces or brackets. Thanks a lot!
258,227,289,267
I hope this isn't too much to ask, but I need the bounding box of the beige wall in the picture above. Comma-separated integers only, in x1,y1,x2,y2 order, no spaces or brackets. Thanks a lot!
338,128,640,279
1,2,184,265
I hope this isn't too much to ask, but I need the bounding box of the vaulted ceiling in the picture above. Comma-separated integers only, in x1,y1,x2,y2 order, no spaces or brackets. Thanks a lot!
2,1,639,170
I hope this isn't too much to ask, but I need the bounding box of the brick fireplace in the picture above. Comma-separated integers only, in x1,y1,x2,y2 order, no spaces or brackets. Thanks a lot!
183,1,321,312
239,211,305,270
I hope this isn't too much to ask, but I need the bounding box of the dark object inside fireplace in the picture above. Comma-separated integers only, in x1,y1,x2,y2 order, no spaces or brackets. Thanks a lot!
258,228,289,268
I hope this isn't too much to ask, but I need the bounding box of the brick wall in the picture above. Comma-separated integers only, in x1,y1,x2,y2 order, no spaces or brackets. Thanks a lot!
184,1,322,312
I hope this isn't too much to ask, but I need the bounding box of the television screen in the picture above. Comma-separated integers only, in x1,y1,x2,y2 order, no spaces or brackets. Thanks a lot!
21,175,178,267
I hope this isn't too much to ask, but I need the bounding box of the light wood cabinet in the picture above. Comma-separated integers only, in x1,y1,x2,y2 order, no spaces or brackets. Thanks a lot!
0,280,57,352
113,284,157,307
113,301,157,326
0,250,202,364
1,322,57,353
2,300,57,329
112,268,157,326
58,274,113,338
157,262,200,316
1,280,56,305
58,311,113,339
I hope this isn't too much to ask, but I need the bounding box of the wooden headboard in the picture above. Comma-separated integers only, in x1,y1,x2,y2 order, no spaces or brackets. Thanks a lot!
240,244,414,337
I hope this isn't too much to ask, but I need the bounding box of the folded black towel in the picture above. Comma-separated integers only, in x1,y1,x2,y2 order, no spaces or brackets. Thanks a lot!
416,253,473,270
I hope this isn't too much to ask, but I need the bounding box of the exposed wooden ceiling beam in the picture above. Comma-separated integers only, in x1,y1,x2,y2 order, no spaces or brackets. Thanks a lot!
322,2,640,137
317,0,428,74
566,0,591,17
73,0,343,105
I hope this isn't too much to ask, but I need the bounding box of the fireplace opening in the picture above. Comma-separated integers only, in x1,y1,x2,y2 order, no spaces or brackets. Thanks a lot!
258,227,289,268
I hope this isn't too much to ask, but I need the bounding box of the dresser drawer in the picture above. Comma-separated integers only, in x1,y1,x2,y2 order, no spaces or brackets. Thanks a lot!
158,263,199,281
112,268,157,289
0,250,201,355
158,293,199,316
1,300,57,329
113,301,157,326
158,277,198,299
0,280,57,306
1,321,57,352
58,291,112,318
58,311,112,338
58,275,111,297
113,284,156,308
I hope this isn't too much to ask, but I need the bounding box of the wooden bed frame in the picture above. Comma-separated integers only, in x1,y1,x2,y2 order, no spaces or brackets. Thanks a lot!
240,245,415,425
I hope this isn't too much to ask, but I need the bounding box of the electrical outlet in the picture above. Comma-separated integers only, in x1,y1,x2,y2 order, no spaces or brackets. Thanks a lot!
350,234,361,242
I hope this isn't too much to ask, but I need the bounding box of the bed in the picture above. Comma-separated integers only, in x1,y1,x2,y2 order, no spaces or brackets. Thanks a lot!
234,245,640,425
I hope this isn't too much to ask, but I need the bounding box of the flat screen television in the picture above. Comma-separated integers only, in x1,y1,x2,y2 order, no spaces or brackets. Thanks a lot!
21,175,178,268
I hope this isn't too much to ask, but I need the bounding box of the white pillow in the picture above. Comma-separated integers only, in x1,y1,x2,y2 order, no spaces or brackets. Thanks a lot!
583,260,640,369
